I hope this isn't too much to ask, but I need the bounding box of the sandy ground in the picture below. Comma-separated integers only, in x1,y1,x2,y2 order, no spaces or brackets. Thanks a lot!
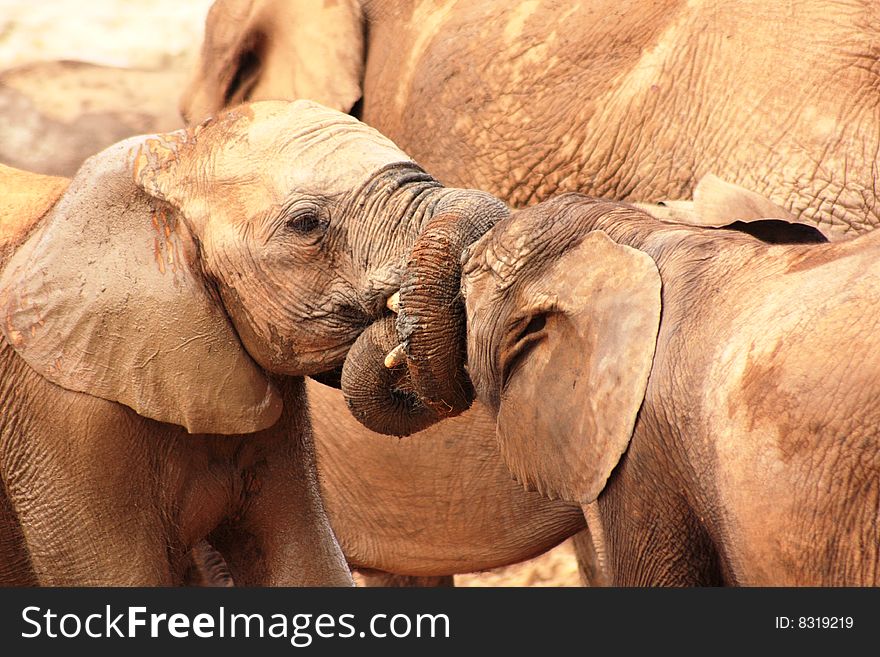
455,540,581,587
0,1,583,587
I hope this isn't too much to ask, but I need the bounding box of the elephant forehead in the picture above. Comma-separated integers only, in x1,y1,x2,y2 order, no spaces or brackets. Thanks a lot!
213,100,414,196
462,215,550,293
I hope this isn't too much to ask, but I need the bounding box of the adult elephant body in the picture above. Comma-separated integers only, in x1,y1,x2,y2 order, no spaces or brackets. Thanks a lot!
307,380,585,578
184,0,880,238
461,197,880,585
0,60,185,177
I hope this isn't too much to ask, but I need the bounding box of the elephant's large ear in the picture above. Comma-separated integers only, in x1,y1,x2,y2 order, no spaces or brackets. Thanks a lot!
0,135,282,434
182,0,364,123
495,231,661,504
637,174,829,243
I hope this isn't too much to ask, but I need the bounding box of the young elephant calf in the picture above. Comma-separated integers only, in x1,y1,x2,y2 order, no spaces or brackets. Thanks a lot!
460,195,880,586
0,99,511,585
0,102,379,585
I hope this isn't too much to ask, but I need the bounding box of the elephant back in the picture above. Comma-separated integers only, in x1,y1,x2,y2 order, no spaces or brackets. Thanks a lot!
0,164,69,265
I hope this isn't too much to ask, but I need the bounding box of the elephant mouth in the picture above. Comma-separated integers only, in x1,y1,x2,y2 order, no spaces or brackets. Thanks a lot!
306,301,390,390
309,365,343,389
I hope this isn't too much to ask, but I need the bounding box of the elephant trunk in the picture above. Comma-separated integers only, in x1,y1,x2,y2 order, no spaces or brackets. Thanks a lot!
342,191,507,436
341,315,439,436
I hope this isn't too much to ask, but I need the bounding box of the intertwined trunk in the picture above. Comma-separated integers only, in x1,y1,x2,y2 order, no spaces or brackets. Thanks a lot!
341,191,508,436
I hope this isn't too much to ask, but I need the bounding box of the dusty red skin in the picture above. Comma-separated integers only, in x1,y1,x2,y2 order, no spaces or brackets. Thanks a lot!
463,195,880,585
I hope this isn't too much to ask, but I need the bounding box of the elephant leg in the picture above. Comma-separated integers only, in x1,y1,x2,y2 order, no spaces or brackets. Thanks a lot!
14,482,177,586
358,571,455,587
17,502,175,586
1,398,184,585
0,477,35,586
207,420,353,587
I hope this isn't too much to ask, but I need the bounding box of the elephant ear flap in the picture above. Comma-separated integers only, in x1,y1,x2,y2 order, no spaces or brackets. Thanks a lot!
692,173,800,224
495,231,661,504
0,136,282,434
267,0,364,113
182,0,364,122
639,174,830,242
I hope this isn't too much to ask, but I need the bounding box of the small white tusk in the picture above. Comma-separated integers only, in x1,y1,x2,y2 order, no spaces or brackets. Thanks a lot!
384,343,407,368
386,291,400,314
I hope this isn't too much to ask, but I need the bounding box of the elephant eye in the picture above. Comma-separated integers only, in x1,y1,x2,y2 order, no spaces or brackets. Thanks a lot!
282,207,328,237
285,212,322,234
501,312,552,390
515,313,547,342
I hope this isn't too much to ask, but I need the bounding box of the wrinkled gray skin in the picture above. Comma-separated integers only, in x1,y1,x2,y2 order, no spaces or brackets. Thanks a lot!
0,100,503,585
462,196,880,585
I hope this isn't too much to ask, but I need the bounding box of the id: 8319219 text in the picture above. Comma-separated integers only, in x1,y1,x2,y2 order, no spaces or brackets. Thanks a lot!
775,616,854,629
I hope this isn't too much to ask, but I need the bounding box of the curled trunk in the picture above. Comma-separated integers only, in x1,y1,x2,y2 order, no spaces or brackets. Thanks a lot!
394,214,478,416
342,191,508,436
341,315,439,436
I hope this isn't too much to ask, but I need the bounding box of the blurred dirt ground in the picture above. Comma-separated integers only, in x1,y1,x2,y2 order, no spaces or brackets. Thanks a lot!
0,0,582,587
455,540,580,587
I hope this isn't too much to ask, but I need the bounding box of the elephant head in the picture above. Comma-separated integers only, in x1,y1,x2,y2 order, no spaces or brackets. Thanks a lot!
0,99,504,436
180,0,365,123
457,184,829,504
460,199,663,503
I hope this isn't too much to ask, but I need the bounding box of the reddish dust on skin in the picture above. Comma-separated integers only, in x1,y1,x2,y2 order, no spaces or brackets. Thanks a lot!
150,207,183,276
4,316,23,348
131,132,198,277
131,129,197,190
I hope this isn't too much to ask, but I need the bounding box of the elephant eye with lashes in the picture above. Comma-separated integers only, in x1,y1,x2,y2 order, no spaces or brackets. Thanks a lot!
285,211,324,234
279,204,330,240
